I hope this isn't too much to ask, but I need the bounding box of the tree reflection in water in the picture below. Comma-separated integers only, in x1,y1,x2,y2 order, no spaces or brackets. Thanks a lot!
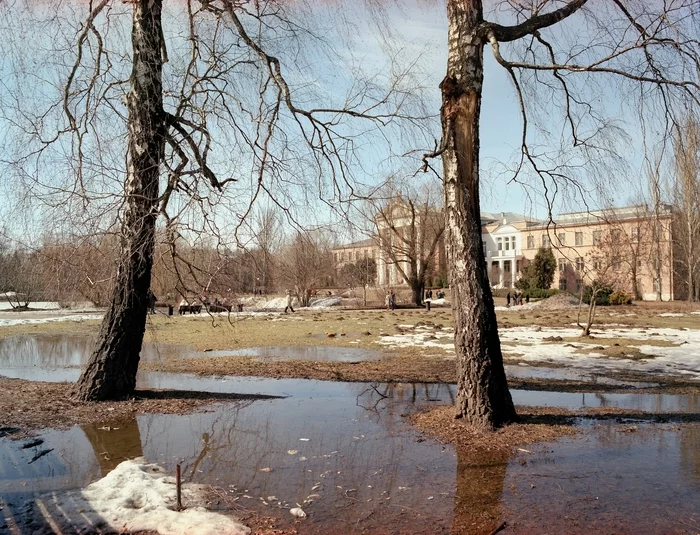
81,416,144,476
453,449,508,534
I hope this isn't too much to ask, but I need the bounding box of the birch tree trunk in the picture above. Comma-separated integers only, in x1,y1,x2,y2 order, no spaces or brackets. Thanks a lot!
441,0,517,428
73,0,165,401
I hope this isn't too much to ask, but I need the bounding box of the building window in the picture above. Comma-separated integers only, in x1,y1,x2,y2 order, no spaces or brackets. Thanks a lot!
575,279,582,293
497,237,502,251
516,260,521,273
559,279,567,290
637,259,642,268
527,235,534,249
334,252,338,263
631,226,639,242
611,229,622,243
558,259,567,273
542,235,551,248
557,233,566,246
593,259,601,270
576,257,584,271
575,232,583,246
592,230,601,245
483,241,487,257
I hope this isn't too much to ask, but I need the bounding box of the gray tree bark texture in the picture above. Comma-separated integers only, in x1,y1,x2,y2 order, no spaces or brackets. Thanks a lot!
441,0,517,428
73,0,165,401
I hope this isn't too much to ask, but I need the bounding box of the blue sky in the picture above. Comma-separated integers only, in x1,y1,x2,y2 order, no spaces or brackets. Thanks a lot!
0,0,677,247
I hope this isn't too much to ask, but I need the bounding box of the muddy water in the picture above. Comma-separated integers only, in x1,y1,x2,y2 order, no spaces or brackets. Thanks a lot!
0,334,381,373
1,382,699,534
1,383,459,534
2,335,700,532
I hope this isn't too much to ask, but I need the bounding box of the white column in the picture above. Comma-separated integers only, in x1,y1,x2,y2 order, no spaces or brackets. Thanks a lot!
498,260,504,288
378,252,386,285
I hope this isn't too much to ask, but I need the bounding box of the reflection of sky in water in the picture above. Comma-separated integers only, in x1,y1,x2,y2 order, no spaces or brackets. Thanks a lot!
1,383,699,533
1,334,700,531
1,384,460,533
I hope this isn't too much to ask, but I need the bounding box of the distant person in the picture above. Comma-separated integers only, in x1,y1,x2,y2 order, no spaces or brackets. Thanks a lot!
147,289,157,314
525,294,530,304
285,290,295,313
426,289,433,300
506,292,511,307
385,291,391,310
390,290,396,311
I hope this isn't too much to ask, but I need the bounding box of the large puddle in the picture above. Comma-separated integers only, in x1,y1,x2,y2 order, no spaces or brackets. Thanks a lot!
2,335,700,532
1,380,699,534
0,334,381,371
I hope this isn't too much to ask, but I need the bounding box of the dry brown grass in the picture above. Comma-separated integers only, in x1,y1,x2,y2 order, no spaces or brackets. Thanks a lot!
410,405,578,458
143,353,458,384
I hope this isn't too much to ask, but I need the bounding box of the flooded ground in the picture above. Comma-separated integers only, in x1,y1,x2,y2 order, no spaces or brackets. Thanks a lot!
1,334,700,533
1,378,699,534
0,334,381,371
0,333,670,385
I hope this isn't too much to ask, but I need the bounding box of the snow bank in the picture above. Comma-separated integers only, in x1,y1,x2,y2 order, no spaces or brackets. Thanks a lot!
424,297,450,306
308,296,342,309
0,301,62,310
39,459,249,535
0,313,103,327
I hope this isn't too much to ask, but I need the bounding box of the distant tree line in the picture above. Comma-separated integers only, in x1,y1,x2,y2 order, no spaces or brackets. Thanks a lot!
0,227,342,309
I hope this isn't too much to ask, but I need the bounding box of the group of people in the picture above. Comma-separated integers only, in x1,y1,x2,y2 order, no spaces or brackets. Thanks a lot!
424,289,446,300
385,290,396,310
506,291,529,307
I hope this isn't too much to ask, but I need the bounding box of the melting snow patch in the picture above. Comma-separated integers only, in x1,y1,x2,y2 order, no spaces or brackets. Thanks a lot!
658,312,685,317
375,323,700,379
35,459,248,535
308,296,342,309
0,313,103,327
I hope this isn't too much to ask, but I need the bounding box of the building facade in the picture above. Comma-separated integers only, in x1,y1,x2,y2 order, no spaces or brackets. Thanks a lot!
481,212,539,289
332,205,679,300
520,205,676,300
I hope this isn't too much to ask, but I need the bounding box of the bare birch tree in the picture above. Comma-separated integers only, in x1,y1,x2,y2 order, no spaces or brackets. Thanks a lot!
425,0,700,428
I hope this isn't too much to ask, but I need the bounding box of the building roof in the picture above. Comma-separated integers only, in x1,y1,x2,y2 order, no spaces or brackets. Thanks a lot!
527,204,673,228
481,212,539,225
331,238,375,251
